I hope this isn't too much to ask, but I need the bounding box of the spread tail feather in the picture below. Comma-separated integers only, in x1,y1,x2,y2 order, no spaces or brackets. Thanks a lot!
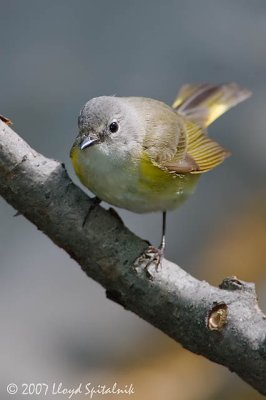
172,83,251,128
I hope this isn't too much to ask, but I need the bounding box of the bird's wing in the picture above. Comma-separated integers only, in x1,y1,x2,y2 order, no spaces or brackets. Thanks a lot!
141,82,250,174
161,119,230,174
141,98,229,174
147,82,250,174
140,98,186,164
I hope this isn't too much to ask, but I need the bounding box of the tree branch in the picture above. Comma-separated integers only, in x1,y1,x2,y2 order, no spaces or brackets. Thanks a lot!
0,120,266,394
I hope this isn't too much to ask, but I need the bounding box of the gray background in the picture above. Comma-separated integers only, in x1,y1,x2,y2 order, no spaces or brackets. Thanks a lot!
1,1,266,398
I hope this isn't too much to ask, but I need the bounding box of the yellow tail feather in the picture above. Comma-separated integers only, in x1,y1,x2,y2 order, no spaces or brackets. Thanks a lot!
172,83,251,128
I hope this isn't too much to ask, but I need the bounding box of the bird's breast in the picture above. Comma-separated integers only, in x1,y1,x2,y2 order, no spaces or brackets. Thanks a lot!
71,146,200,213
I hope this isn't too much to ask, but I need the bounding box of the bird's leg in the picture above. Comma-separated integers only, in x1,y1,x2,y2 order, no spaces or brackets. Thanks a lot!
82,196,101,227
133,211,167,277
159,210,167,254
145,211,166,267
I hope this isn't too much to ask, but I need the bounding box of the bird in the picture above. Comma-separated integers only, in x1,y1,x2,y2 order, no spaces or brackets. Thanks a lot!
70,83,251,266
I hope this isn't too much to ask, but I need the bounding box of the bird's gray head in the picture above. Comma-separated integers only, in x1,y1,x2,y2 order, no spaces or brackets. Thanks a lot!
75,96,143,156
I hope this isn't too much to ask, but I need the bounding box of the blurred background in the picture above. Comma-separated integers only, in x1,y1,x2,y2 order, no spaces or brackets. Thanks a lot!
1,1,266,399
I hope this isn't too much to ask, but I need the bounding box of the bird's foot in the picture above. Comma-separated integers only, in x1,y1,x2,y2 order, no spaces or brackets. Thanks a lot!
133,246,164,279
82,196,101,227
108,207,124,225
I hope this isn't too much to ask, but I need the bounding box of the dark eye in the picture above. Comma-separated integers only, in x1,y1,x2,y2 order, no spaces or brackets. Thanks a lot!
109,121,119,133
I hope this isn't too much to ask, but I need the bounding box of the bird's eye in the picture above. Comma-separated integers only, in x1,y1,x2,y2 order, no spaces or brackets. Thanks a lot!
109,121,119,133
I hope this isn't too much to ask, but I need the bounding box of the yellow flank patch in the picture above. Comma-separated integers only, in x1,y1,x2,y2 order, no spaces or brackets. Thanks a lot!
139,152,177,191
139,151,200,199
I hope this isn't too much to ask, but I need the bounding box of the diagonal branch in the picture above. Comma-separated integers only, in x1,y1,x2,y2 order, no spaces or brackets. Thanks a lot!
0,120,266,394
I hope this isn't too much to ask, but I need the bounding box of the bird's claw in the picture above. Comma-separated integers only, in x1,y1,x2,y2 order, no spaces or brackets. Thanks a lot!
82,196,101,227
133,246,164,279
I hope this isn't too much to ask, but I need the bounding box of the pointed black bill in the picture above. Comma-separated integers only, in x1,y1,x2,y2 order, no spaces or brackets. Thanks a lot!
80,137,98,150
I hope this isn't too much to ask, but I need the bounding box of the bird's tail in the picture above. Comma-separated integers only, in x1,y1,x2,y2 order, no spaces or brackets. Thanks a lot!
172,83,251,128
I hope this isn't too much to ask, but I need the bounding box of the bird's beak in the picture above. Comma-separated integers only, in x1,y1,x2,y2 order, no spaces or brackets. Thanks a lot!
80,136,98,150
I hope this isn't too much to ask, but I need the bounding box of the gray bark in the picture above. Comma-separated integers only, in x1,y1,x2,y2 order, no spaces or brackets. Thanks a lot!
0,120,266,394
